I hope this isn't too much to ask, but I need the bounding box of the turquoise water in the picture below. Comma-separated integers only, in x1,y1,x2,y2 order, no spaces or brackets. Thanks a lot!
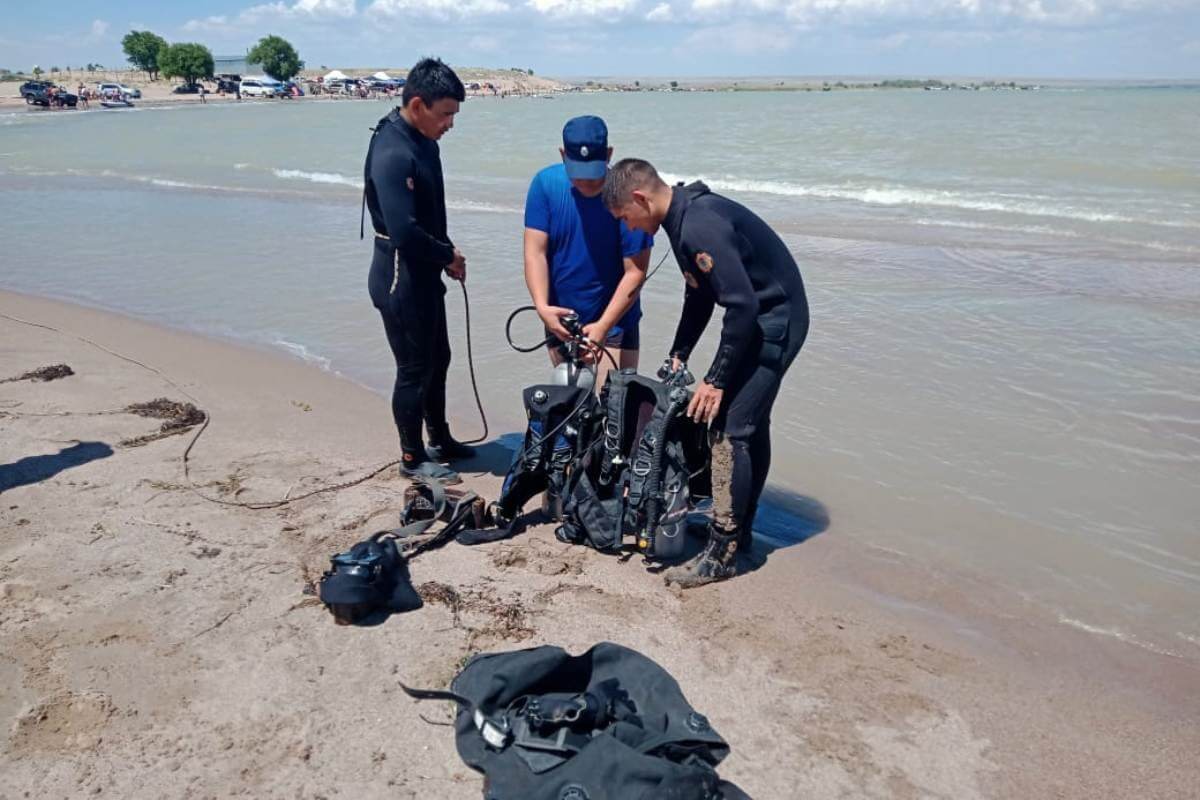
2,89,1199,659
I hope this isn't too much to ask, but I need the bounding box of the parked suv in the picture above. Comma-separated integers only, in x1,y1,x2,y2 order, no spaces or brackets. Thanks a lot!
21,81,78,107
97,82,141,99
239,78,282,98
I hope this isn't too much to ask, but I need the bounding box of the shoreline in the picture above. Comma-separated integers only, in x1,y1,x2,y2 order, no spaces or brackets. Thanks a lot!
2,288,1198,797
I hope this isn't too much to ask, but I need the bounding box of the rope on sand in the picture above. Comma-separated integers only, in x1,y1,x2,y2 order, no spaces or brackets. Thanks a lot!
0,309,400,509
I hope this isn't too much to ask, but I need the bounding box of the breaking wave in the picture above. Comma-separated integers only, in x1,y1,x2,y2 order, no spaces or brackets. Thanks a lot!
272,168,362,188
1057,615,1185,659
661,173,1196,229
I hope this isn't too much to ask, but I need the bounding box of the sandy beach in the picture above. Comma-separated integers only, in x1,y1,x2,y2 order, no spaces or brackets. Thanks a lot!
2,289,1197,798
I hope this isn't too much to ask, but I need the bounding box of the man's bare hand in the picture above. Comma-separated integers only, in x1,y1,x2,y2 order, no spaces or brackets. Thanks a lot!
446,249,467,282
687,381,724,424
537,305,575,341
581,321,610,349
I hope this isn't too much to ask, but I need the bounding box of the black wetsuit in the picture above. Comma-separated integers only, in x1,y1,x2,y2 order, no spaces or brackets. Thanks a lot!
363,108,456,459
664,181,809,534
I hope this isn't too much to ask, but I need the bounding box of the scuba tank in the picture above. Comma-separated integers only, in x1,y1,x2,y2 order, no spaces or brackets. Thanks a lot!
544,312,593,516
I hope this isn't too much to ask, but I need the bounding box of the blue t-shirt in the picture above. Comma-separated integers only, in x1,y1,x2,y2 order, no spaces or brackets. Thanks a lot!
524,163,653,333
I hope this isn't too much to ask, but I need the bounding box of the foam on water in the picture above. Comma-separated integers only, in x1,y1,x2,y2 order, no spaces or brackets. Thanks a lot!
661,172,1196,229
272,168,361,188
1057,615,1185,659
272,338,334,371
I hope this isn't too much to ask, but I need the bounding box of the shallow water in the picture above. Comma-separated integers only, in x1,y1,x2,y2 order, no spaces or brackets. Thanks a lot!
1,89,1198,659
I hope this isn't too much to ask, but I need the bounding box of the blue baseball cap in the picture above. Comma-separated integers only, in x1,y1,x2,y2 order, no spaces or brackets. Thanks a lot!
562,115,609,180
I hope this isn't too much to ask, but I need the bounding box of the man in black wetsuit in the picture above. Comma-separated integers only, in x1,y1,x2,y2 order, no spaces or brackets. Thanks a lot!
603,159,810,588
363,57,470,485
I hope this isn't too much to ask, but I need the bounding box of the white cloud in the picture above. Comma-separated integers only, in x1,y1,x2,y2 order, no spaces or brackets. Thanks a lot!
527,0,639,17
686,0,1194,26
89,19,110,40
293,0,358,14
467,33,505,51
877,30,910,48
369,0,511,16
682,21,796,53
184,0,357,32
646,3,674,21
183,15,230,32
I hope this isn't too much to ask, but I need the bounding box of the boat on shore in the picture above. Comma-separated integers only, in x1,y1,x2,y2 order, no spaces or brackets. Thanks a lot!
100,98,134,109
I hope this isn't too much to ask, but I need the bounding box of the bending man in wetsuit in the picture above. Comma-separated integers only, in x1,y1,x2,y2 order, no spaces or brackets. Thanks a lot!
603,159,810,588
363,57,470,485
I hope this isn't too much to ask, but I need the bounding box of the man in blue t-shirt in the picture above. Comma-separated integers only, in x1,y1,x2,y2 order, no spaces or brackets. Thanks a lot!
524,115,653,378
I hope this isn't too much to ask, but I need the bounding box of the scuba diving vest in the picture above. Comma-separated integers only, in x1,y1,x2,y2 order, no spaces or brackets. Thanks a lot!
492,384,600,526
556,368,711,559
402,642,749,800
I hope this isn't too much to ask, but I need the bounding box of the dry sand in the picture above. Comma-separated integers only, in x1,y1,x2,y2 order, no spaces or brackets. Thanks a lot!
2,290,1197,799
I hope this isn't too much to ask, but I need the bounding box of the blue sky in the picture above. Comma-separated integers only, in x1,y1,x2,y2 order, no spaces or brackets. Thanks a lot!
5,0,1199,79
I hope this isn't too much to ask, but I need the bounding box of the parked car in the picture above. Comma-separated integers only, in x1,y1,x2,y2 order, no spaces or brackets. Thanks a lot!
21,82,78,107
239,78,281,98
172,83,201,94
97,82,141,99
20,80,52,101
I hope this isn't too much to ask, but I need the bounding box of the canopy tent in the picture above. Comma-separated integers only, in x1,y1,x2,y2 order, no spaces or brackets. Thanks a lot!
323,70,350,82
372,71,392,81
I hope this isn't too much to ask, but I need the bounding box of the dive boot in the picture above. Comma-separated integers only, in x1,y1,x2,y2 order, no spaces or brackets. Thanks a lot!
400,456,462,486
426,426,477,462
737,528,754,553
663,525,739,589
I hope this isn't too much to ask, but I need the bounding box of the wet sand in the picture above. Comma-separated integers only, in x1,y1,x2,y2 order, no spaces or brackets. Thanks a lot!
2,290,1197,798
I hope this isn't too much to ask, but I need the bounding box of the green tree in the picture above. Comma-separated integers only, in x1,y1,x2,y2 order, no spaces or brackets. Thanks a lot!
32,66,43,78
122,30,168,80
159,42,214,85
247,35,303,81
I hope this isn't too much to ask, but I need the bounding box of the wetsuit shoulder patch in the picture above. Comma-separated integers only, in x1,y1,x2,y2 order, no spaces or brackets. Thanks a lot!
695,252,714,273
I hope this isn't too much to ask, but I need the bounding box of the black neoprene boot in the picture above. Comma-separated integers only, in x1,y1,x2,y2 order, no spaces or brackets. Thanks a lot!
399,433,462,485
663,525,739,589
426,425,477,462
737,528,754,553
400,456,461,485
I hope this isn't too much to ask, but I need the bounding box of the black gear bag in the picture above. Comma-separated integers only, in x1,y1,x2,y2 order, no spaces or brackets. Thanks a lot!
402,642,749,800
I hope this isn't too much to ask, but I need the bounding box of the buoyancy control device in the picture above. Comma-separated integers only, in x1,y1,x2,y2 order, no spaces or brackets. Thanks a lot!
555,360,711,559
464,309,711,559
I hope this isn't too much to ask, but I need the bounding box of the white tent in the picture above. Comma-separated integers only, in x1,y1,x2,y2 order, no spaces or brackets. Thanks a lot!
323,70,350,82
372,71,392,81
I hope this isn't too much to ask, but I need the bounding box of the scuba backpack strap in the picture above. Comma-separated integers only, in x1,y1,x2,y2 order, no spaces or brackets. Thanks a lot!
402,488,483,558
400,683,513,750
377,477,448,541
361,113,393,241
599,371,631,487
